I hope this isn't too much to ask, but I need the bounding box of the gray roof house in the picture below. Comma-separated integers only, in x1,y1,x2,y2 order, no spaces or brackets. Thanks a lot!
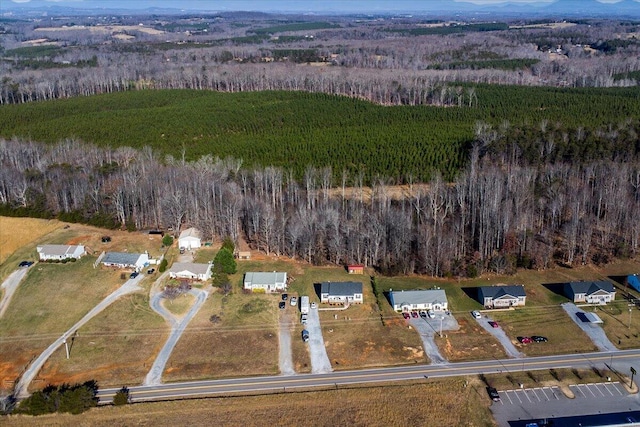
564,281,616,304
101,252,149,271
478,285,526,308
169,262,213,281
389,289,448,312
243,272,287,293
320,281,363,305
36,244,85,261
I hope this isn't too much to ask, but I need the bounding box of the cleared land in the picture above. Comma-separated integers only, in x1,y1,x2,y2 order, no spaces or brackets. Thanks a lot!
2,378,495,427
0,217,61,276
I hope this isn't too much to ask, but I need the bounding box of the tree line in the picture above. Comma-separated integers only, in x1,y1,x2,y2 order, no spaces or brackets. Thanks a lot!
1,134,640,276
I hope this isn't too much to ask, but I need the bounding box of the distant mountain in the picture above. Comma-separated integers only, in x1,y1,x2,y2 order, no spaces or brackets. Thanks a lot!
2,0,639,18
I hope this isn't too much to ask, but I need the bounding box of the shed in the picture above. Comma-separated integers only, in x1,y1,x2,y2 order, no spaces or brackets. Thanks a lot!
178,227,201,250
347,264,365,274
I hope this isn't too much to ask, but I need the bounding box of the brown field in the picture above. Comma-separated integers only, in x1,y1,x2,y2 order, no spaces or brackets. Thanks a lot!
37,294,167,389
596,301,640,350
438,316,509,362
0,216,62,272
163,293,196,317
3,378,496,427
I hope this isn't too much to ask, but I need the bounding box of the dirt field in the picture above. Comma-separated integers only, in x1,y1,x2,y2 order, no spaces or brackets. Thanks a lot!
3,378,495,427
34,25,165,35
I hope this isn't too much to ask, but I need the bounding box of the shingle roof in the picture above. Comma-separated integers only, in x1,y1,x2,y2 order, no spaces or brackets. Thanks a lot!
479,285,526,299
390,289,447,306
244,272,287,286
566,281,615,295
102,252,142,266
38,244,83,257
169,262,211,275
321,281,363,296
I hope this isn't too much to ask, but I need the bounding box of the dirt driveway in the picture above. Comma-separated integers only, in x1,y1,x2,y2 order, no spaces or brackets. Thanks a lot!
0,266,30,318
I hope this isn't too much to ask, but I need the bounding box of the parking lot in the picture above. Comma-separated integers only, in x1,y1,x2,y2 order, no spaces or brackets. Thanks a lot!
491,381,639,427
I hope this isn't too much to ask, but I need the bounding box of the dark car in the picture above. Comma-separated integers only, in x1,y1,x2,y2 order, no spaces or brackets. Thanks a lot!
488,321,499,328
301,330,310,342
101,236,111,243
531,336,548,343
282,293,288,301
130,272,139,279
487,387,500,402
278,301,286,310
18,261,33,268
147,268,155,274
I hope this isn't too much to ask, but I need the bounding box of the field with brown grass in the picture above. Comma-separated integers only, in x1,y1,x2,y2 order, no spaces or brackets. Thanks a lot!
596,301,640,350
3,378,496,427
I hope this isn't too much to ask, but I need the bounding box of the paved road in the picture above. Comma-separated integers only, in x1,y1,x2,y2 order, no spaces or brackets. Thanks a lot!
562,302,618,351
97,348,640,404
14,275,144,398
0,267,30,318
278,308,295,376
144,288,208,385
306,307,332,374
408,317,447,364
475,313,524,358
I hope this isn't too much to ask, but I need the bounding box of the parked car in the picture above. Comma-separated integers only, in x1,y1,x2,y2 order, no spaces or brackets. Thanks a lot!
101,236,111,243
411,311,419,318
488,321,499,328
147,268,155,274
419,310,428,318
278,301,286,310
301,330,310,342
18,261,33,268
487,387,501,402
402,312,410,320
282,293,288,301
290,296,297,306
517,336,533,344
531,336,548,343
471,311,482,319
427,309,436,319
130,272,139,279
311,302,317,309
179,247,185,254
301,314,308,325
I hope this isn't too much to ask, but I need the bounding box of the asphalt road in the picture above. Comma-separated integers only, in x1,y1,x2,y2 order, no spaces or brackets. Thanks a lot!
0,266,30,318
97,348,640,404
15,275,144,398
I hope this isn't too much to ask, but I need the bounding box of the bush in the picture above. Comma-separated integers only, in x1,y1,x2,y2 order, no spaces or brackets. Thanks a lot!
112,386,130,406
162,234,174,247
158,258,168,273
221,237,235,253
16,381,98,416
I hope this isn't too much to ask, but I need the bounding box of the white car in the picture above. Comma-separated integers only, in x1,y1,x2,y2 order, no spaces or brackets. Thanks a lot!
427,309,435,319
311,302,317,309
471,310,482,319
301,314,308,325
290,296,297,306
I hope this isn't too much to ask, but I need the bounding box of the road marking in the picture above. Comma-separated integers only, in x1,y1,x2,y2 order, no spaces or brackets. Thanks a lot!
571,384,587,398
539,387,549,401
502,390,514,404
585,384,597,397
613,383,624,396
594,383,607,397
602,383,615,396
531,388,541,401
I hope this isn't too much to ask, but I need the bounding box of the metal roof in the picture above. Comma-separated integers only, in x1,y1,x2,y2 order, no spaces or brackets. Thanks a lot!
179,227,201,239
320,281,363,297
37,244,83,257
169,262,211,275
102,252,143,266
390,289,447,306
244,272,287,286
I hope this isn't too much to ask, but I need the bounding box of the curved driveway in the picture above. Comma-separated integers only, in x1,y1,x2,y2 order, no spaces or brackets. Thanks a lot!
0,267,31,318
144,287,208,385
14,275,144,398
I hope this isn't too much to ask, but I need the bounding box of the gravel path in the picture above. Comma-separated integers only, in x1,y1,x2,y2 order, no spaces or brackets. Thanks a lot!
562,302,618,352
306,307,332,374
408,318,448,364
474,313,524,358
0,267,30,318
278,310,295,375
144,287,208,385
15,275,144,398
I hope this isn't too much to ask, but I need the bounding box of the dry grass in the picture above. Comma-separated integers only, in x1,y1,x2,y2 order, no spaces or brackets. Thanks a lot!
3,378,495,427
483,367,617,392
0,216,62,276
37,294,167,389
163,293,196,317
437,316,509,362
596,301,640,349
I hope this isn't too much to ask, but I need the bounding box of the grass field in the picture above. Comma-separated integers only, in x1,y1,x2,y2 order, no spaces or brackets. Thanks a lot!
163,293,196,317
595,301,640,350
3,378,495,427
37,293,167,390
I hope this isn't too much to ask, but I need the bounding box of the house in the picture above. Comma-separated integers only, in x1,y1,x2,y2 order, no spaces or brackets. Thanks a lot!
389,289,448,313
347,264,365,274
478,285,526,308
243,272,288,292
178,227,201,250
101,252,149,271
320,281,363,305
564,281,616,304
36,244,85,261
169,262,212,281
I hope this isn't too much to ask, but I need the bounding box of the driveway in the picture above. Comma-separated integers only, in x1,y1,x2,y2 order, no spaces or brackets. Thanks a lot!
408,312,459,364
562,302,618,352
278,308,295,375
473,313,524,358
144,286,208,385
306,307,332,374
0,266,31,318
14,275,145,398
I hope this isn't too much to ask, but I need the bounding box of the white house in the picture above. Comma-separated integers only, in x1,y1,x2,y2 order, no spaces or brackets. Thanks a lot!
169,262,213,281
564,281,616,304
178,227,201,250
101,252,149,271
243,272,287,292
320,281,363,305
389,289,448,312
478,285,526,308
36,244,85,261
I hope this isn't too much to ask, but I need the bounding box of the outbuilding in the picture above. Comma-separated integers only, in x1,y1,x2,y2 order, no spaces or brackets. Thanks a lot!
178,227,201,250
347,264,365,274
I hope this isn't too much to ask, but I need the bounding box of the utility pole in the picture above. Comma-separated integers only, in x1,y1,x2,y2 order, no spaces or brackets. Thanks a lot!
629,305,634,329
439,316,444,338
63,337,70,359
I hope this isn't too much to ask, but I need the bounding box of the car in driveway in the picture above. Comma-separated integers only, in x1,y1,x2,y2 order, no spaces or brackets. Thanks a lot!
531,336,548,343
18,261,33,268
487,387,501,402
411,311,419,318
301,314,308,325
419,310,428,318
130,271,139,279
427,309,436,319
147,268,155,274
402,312,410,320
282,293,288,301
278,301,286,310
311,302,317,309
471,310,482,319
290,296,297,306
488,321,499,328
301,330,309,342
517,336,533,344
